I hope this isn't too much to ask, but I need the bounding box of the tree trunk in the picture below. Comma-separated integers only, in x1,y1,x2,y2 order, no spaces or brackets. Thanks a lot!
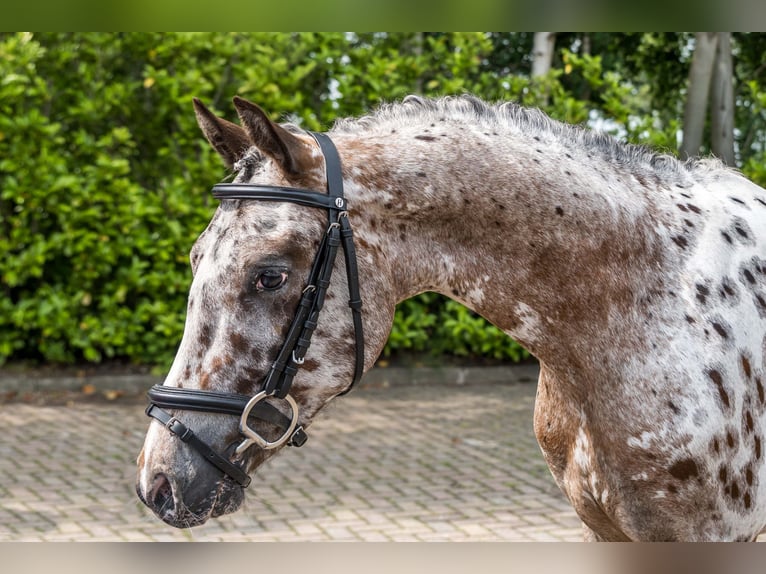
680,32,719,160
710,32,735,166
531,32,556,78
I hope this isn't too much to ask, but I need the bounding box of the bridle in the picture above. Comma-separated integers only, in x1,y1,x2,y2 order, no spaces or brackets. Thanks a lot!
144,132,364,489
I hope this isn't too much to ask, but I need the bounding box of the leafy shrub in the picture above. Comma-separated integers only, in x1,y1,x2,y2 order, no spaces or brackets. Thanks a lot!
1,32,527,369
384,294,530,362
4,32,763,370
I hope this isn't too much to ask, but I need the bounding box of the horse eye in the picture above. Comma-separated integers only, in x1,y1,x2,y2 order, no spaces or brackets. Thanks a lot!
255,270,287,291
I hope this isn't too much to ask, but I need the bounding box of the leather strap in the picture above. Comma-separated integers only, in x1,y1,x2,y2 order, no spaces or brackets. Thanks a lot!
311,132,365,394
147,385,307,447
337,213,365,395
147,384,290,429
212,184,345,211
145,130,362,488
145,403,252,488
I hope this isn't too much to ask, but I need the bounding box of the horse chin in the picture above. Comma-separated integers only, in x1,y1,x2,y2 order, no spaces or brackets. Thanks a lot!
137,474,246,529
208,480,246,519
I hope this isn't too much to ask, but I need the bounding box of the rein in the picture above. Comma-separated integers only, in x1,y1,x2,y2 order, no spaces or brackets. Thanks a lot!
145,132,364,488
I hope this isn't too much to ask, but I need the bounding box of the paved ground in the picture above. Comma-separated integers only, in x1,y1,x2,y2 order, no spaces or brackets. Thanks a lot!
0,369,583,541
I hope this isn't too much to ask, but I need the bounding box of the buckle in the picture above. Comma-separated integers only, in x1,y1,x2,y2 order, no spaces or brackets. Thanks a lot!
164,416,193,442
289,426,308,447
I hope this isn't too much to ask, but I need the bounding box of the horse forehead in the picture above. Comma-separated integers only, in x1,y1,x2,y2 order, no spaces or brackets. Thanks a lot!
203,201,322,252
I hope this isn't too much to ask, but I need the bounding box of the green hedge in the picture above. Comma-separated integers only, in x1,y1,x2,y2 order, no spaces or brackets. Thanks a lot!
4,33,763,369
1,32,532,368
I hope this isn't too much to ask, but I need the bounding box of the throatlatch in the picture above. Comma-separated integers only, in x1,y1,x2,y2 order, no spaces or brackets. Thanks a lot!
145,132,364,488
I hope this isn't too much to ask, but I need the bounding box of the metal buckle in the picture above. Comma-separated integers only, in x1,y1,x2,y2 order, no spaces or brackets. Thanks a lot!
289,426,308,447
292,350,305,365
235,391,300,454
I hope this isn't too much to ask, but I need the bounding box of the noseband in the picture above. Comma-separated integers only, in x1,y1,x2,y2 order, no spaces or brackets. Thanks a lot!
145,132,364,488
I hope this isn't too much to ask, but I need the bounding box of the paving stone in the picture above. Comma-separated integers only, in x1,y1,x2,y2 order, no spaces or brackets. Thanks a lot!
0,381,587,541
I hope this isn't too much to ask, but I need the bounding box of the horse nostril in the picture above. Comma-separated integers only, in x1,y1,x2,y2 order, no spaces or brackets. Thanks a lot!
149,473,175,515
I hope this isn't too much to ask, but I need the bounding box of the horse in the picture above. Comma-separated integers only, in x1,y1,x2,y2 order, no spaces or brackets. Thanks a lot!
136,94,766,541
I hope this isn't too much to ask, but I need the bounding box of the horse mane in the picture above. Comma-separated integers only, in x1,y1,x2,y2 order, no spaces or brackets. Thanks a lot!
330,94,729,185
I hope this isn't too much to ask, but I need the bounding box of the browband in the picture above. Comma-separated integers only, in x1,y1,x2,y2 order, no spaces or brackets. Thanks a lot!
211,184,345,211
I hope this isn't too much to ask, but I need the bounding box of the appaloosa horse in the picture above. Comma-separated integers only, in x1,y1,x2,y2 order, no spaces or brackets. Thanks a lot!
136,94,766,541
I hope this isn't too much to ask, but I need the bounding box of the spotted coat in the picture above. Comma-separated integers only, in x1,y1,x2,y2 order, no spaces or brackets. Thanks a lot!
137,95,766,540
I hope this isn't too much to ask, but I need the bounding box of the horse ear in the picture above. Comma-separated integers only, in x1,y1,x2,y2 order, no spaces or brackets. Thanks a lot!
232,96,310,176
193,98,251,169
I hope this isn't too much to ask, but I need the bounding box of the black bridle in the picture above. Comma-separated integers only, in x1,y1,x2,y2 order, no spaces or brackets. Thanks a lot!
145,132,364,488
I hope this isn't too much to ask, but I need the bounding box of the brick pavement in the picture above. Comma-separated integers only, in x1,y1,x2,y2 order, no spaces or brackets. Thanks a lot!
0,379,583,541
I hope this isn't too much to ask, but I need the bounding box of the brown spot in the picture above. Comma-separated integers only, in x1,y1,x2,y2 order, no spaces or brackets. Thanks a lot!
757,377,765,404
685,315,696,324
746,467,754,486
722,231,733,244
712,438,720,453
555,206,564,216
709,369,730,408
744,269,756,284
684,219,695,228
756,435,762,459
235,366,264,395
414,134,436,142
672,236,688,249
669,458,699,481
696,284,709,304
199,372,210,389
731,481,740,499
198,323,213,348
667,483,678,494
302,358,320,372
210,355,224,374
687,204,702,213
746,411,754,433
719,466,728,483
727,431,736,449
744,492,752,509
711,322,728,339
735,225,749,239
730,197,746,205
676,203,689,212
229,332,249,354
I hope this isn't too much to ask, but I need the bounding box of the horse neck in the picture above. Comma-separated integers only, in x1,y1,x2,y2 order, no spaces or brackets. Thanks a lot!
334,125,668,369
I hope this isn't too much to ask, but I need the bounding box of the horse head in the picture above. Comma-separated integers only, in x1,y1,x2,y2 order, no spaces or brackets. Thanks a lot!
135,97,385,527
